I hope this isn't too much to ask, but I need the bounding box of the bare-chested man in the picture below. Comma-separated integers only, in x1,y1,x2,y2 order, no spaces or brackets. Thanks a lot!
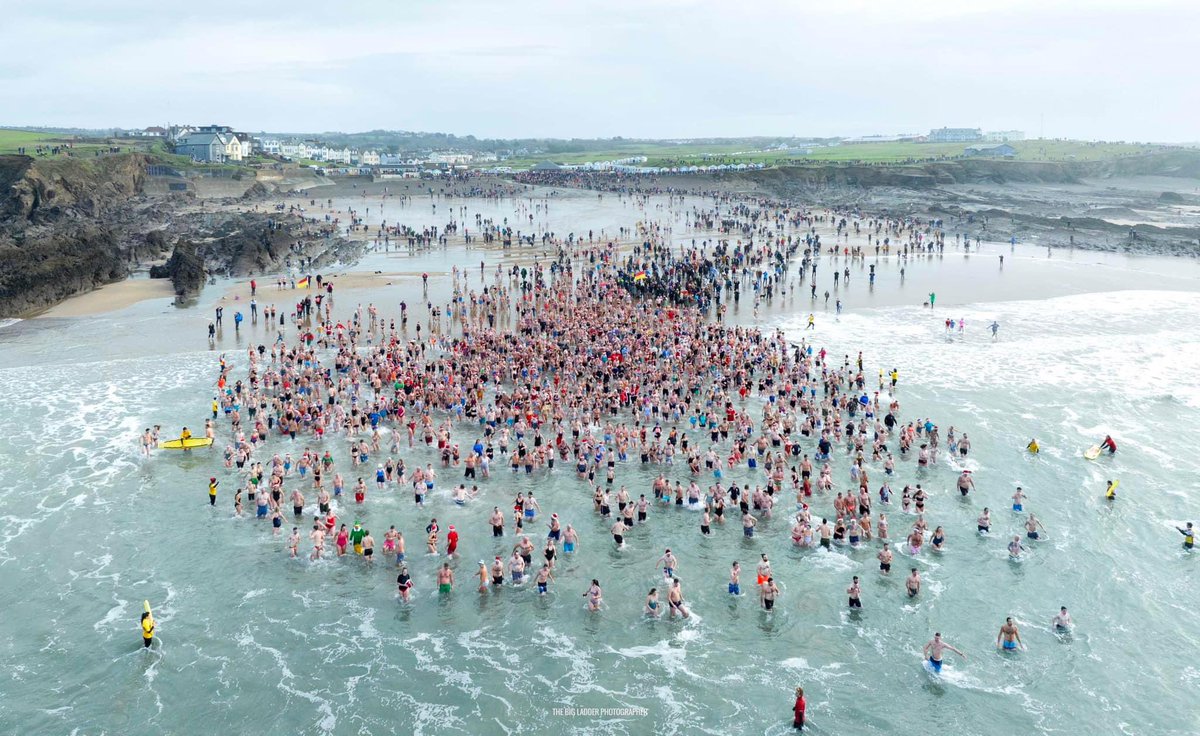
997,617,1023,651
923,632,966,673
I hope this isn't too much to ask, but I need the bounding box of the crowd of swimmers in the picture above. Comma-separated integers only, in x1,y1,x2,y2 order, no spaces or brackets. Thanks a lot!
167,189,1195,728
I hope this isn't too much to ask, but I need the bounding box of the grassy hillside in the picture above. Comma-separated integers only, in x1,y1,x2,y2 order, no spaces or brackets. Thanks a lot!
0,129,168,157
507,139,1165,169
1,127,1169,172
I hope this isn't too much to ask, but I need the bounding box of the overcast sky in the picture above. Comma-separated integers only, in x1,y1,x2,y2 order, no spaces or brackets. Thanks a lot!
2,0,1196,141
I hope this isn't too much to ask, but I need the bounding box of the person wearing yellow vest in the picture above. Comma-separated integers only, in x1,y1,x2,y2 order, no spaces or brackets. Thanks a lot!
141,610,155,648
1178,522,1195,550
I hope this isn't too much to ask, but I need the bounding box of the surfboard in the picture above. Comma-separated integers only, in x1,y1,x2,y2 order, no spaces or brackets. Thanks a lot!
144,600,152,614
160,437,213,450
1083,445,1101,460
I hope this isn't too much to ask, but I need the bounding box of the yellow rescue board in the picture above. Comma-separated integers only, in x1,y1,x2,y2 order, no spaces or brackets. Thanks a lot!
160,438,213,450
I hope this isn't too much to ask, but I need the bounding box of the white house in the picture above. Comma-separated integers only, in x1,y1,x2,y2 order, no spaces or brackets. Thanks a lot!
222,133,243,161
359,150,381,166
168,125,196,142
232,133,253,159
428,152,473,165
280,142,312,159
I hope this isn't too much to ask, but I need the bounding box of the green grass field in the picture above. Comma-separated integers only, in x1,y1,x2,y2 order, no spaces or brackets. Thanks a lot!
0,129,102,154
501,139,1163,170
0,127,1167,172
0,128,167,157
0,131,253,174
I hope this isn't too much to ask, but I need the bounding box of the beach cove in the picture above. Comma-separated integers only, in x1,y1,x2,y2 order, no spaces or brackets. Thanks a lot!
2,189,1199,736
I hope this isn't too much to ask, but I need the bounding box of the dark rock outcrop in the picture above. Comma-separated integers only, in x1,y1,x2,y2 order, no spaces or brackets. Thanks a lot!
0,153,172,316
149,239,206,297
0,225,126,315
240,181,270,201
744,150,1200,194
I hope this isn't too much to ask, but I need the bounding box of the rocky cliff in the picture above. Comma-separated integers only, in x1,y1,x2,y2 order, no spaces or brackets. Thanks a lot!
1,153,149,222
0,153,171,316
0,153,353,316
739,150,1200,256
743,150,1200,193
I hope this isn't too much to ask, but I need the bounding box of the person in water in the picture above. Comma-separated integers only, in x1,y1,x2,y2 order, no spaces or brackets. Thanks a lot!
1105,480,1118,501
997,617,1023,651
792,686,806,730
1051,606,1073,632
923,632,965,673
1026,438,1039,454
141,610,155,648
1178,522,1195,550
1099,435,1117,454
644,588,660,616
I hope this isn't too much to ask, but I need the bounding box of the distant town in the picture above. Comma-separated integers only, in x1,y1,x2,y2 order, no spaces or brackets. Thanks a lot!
140,124,1030,176
10,123,1176,181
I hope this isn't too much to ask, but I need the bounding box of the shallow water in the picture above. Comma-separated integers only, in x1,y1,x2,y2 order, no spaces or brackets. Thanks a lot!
2,193,1199,735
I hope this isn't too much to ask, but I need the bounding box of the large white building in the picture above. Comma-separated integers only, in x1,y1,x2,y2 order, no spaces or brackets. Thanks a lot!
984,130,1025,142
428,152,473,164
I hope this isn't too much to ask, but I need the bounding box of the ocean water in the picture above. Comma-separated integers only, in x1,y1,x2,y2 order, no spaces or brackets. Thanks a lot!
1,193,1199,735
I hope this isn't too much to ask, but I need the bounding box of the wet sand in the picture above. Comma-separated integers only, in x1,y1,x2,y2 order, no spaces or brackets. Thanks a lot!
35,278,175,318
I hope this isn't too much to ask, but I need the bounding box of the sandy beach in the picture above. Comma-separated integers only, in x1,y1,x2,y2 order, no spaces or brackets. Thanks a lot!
35,277,176,318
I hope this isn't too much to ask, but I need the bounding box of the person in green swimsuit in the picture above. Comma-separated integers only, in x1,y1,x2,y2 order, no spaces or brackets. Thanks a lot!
437,562,454,593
